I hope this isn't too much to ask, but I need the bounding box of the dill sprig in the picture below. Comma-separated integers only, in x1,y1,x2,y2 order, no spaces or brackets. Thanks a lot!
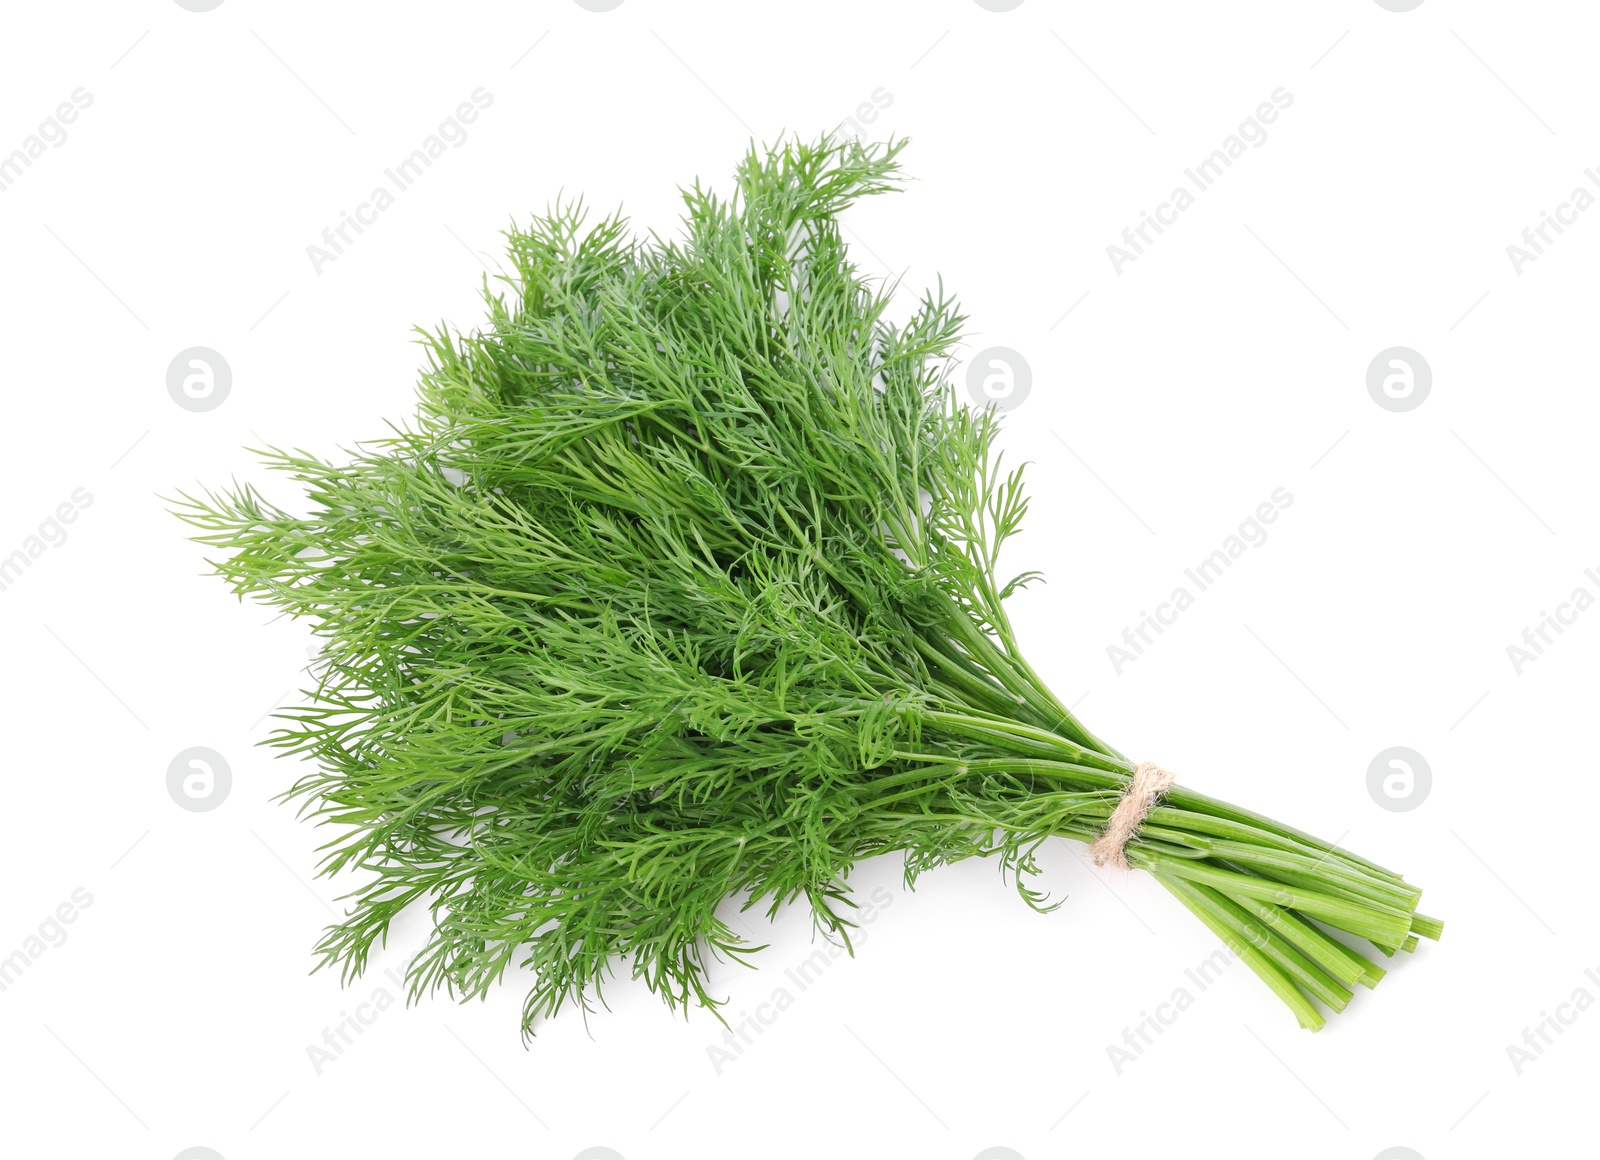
174,135,1439,1037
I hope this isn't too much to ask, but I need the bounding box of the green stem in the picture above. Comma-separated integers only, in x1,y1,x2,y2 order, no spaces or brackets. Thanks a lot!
1158,874,1325,1032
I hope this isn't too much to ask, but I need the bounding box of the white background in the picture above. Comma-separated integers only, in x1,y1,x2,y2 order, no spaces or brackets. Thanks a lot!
1,2,1596,1158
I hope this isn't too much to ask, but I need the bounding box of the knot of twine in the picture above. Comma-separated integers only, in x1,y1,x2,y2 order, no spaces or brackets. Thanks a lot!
1089,761,1177,871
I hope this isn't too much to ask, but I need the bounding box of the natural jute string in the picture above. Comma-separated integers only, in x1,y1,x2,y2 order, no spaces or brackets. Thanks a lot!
1089,761,1177,870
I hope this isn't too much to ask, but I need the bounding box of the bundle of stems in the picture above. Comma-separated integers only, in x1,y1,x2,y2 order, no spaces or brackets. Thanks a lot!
174,135,1438,1037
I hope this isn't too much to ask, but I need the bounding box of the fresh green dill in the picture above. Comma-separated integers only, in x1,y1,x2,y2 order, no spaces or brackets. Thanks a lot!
174,134,1439,1038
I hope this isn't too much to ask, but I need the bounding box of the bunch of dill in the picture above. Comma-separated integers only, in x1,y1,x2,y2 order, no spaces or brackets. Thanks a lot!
176,135,1438,1037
